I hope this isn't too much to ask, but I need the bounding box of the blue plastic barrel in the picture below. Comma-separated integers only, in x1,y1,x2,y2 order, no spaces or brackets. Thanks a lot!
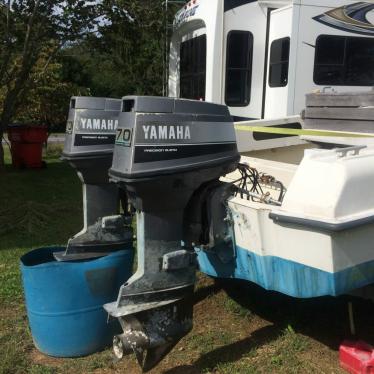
20,246,134,357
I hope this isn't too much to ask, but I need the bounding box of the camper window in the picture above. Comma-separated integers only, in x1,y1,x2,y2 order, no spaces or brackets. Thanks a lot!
269,37,290,88
180,34,207,100
314,35,374,86
225,31,253,107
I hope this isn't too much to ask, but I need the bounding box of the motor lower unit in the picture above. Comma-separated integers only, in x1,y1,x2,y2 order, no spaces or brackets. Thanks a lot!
104,96,239,371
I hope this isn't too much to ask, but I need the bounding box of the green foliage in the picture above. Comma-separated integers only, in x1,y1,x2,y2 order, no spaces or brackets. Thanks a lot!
0,0,101,145
98,0,166,96
15,56,89,131
0,0,184,142
61,0,180,98
44,143,64,159
224,297,253,319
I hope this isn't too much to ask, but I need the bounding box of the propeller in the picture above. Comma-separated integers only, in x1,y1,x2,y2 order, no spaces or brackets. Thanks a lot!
112,298,193,372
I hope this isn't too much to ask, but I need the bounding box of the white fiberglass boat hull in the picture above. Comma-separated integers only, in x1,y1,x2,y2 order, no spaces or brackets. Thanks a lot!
197,148,374,298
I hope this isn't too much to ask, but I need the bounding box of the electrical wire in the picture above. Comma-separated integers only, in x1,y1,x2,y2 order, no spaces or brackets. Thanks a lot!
233,163,286,205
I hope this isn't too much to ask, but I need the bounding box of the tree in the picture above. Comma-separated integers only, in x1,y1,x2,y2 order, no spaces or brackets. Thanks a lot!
15,50,89,131
63,0,180,99
0,0,100,170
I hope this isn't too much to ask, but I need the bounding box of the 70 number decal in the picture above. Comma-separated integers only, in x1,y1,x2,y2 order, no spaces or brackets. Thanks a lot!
115,128,132,147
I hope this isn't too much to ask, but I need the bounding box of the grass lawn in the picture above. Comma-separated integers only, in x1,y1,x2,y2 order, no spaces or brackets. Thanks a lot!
0,145,373,374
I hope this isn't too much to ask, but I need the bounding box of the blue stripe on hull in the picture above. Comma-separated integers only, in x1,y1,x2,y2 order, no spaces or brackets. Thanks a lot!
196,246,374,298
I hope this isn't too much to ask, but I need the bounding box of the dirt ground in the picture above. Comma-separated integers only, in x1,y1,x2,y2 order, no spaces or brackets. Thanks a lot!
24,274,374,374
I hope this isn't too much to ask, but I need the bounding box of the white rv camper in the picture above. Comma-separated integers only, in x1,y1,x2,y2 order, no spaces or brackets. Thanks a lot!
167,1,374,300
169,0,374,152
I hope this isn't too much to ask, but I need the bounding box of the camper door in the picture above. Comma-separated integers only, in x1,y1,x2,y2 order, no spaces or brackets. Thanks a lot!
223,2,267,120
264,5,294,119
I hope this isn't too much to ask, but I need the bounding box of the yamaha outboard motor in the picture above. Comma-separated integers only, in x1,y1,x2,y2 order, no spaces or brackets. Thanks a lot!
54,97,133,262
104,96,239,371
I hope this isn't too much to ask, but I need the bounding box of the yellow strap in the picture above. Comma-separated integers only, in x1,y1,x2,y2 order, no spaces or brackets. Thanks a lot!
234,125,374,138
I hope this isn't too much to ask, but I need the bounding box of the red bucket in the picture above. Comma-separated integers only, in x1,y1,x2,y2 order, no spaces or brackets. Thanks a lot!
340,340,374,374
8,125,48,169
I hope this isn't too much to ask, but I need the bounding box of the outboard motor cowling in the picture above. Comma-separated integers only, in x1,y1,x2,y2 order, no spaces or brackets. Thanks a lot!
54,97,133,262
104,96,239,371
